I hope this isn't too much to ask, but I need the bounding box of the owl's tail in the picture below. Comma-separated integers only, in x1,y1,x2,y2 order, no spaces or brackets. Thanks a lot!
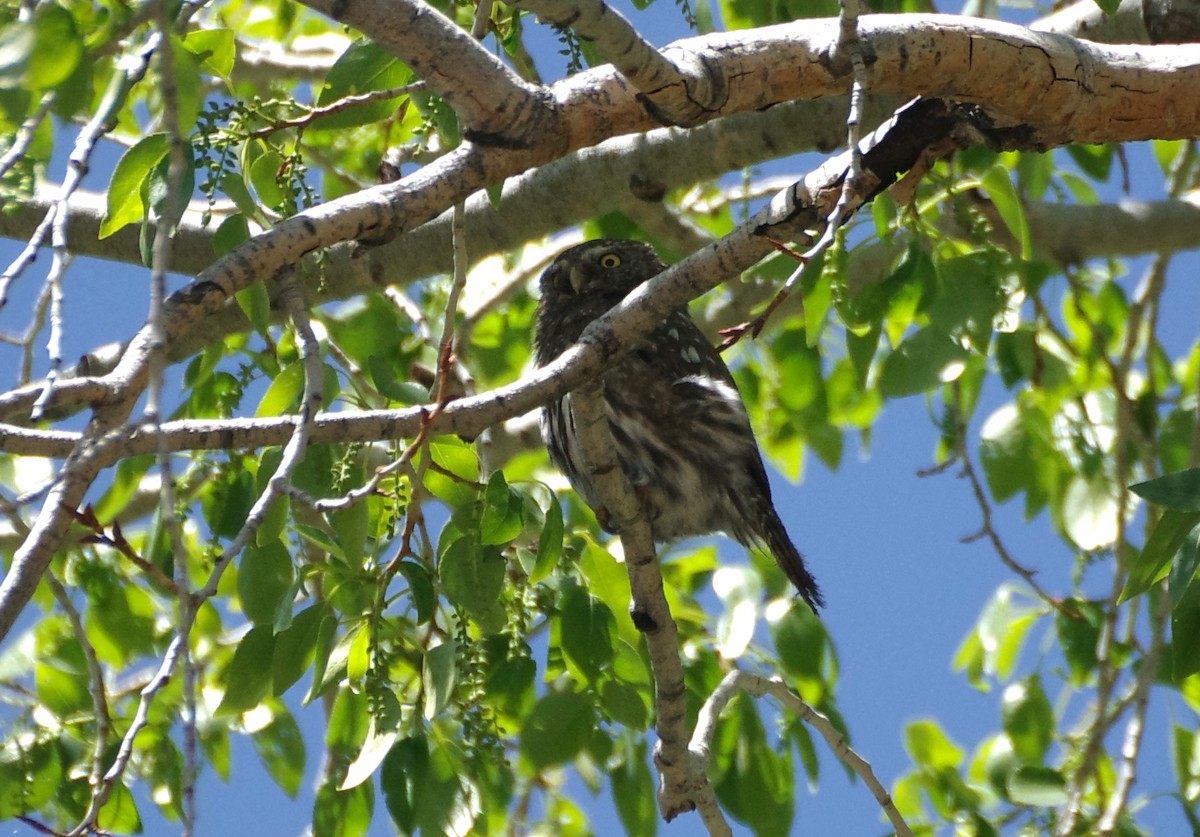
763,508,824,612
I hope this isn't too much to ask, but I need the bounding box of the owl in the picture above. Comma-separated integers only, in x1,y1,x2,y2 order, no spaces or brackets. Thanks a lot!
534,239,823,611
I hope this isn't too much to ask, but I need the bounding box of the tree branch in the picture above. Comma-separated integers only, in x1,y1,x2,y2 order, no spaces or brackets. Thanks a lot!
296,0,555,143
568,383,727,829
511,0,726,125
693,670,913,837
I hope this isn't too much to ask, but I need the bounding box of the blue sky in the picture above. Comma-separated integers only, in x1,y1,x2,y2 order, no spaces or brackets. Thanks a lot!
2,2,1198,835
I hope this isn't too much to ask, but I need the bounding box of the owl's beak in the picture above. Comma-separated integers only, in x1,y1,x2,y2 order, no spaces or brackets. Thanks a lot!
568,266,585,295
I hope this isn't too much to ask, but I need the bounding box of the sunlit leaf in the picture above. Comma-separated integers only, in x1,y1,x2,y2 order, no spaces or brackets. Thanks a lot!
1007,765,1067,806
100,133,168,238
423,640,458,720
1131,468,1200,511
273,605,326,697
905,720,963,771
1122,510,1200,602
879,327,970,398
982,165,1032,259
217,625,276,716
480,470,524,545
253,705,306,798
531,499,564,583
1001,676,1053,765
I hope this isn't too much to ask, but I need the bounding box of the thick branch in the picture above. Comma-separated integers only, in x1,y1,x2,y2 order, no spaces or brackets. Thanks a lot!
1035,0,1200,44
567,385,722,826
296,0,556,144
511,0,726,125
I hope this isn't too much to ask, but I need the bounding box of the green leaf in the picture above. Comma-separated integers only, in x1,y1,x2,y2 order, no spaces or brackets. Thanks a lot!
559,583,616,682
256,362,305,417
329,492,370,565
714,696,794,836
1066,142,1114,180
1055,599,1101,685
397,561,435,625
219,170,261,220
600,679,649,730
0,19,36,89
217,625,276,715
366,355,428,405
253,705,306,797
249,146,287,211
236,281,272,339
905,720,963,771
313,778,374,837
1001,675,1054,765
1170,527,1200,608
167,34,204,132
480,471,524,545
1122,510,1200,602
486,650,536,718
342,699,401,790
100,133,169,238
201,464,255,540
1007,765,1067,806
0,737,62,818
770,602,827,684
1172,581,1200,683
181,27,235,79
486,181,504,207
272,605,325,696
979,403,1035,503
238,541,294,625
213,212,251,258
879,327,969,399
304,612,340,705
611,740,656,837
520,690,595,769
20,5,83,90
423,641,458,720
146,140,196,227
982,165,1032,259
381,736,427,833
1131,468,1200,511
381,735,463,834
311,40,412,131
97,780,143,833
346,622,370,686
93,453,155,523
423,438,479,507
439,532,504,623
531,499,563,583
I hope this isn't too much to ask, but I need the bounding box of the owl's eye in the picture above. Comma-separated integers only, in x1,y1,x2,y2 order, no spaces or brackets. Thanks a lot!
599,253,621,269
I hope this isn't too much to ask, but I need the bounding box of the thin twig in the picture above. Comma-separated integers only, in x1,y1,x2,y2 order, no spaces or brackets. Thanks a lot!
944,387,1077,618
247,82,427,140
47,576,111,807
0,91,55,181
1096,583,1170,834
692,670,913,837
717,0,871,346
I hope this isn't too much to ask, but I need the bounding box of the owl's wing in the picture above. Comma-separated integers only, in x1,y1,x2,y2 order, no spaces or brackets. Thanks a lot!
614,309,760,456
627,310,738,385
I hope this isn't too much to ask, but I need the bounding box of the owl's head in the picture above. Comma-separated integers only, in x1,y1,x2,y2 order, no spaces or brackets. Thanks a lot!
539,239,667,304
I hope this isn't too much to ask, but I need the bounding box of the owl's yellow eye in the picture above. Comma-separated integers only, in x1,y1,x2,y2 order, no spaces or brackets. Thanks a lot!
599,253,621,269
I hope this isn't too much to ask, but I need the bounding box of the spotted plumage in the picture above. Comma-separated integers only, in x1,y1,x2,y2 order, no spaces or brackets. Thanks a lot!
533,239,823,611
